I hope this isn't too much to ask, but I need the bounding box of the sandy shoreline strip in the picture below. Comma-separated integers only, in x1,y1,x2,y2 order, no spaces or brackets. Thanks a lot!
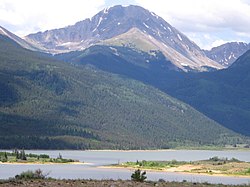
85,149,176,152
99,165,250,178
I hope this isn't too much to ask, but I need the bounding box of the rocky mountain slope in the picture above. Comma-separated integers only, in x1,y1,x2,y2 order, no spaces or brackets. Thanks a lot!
204,42,250,67
25,5,222,72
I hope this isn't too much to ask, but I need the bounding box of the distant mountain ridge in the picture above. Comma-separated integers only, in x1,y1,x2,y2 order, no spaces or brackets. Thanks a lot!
204,42,250,67
25,5,222,72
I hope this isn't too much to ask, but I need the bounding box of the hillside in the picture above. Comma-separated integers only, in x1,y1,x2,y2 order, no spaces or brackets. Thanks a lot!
0,33,246,149
57,45,250,137
0,26,40,51
163,50,250,136
25,5,222,72
55,45,177,82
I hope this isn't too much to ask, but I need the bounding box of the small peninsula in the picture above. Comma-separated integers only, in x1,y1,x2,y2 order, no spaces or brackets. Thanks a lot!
109,157,250,177
0,150,81,164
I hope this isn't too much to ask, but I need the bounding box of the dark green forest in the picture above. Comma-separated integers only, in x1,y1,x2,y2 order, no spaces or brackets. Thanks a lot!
0,35,249,149
163,51,250,136
57,45,250,137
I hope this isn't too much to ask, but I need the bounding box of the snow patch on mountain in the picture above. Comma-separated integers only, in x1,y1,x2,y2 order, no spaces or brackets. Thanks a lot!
92,17,103,32
109,46,119,56
150,12,159,19
181,63,188,66
177,34,183,41
143,22,149,28
103,7,110,14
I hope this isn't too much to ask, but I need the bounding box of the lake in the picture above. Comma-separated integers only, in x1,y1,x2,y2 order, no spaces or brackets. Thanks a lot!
1,150,250,185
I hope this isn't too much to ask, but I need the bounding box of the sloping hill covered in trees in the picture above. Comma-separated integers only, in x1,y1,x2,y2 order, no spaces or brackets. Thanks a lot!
58,44,250,138
0,34,247,149
162,50,250,136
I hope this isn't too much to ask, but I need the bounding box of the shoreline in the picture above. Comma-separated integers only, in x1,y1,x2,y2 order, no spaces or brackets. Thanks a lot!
100,165,250,178
1,148,250,152
85,149,177,152
0,161,88,165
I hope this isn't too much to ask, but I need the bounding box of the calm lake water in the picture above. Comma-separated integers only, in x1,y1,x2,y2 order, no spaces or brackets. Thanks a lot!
1,150,250,185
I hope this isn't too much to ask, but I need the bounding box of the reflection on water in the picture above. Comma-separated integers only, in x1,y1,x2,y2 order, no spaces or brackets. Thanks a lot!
0,150,250,185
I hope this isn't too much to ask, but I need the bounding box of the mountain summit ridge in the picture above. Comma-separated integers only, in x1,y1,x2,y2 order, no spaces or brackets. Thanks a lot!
25,5,223,72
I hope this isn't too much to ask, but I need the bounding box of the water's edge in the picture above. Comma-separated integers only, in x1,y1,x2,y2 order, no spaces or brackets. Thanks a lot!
1,150,250,185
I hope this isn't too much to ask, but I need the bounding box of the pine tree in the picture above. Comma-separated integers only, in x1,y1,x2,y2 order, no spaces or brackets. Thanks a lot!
20,149,27,160
4,152,8,160
16,150,20,159
58,153,62,159
131,169,147,182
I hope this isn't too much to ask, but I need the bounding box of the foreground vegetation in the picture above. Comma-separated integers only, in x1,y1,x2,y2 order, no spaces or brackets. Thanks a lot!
114,157,250,177
0,150,78,164
2,179,249,187
0,169,249,187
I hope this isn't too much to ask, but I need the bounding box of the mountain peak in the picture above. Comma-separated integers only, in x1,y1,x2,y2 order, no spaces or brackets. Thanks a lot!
25,5,222,71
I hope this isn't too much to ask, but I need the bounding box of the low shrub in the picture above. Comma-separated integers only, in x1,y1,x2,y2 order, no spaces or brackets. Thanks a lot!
15,169,48,180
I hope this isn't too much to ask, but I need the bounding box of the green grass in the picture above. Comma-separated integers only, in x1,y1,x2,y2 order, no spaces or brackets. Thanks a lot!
121,160,188,170
118,158,250,176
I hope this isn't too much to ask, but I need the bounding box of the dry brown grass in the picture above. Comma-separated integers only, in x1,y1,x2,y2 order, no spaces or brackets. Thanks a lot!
0,179,249,187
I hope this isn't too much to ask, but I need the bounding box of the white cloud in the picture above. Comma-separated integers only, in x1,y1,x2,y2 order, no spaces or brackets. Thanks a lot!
184,31,246,50
135,0,250,48
135,0,250,32
0,0,105,36
0,0,250,48
211,39,234,48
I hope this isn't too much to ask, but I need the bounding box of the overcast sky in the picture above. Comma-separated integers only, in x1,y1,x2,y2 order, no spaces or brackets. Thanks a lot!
0,0,250,49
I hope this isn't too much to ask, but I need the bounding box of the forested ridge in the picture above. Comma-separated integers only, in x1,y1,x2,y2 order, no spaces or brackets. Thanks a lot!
58,45,250,137
0,35,248,149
